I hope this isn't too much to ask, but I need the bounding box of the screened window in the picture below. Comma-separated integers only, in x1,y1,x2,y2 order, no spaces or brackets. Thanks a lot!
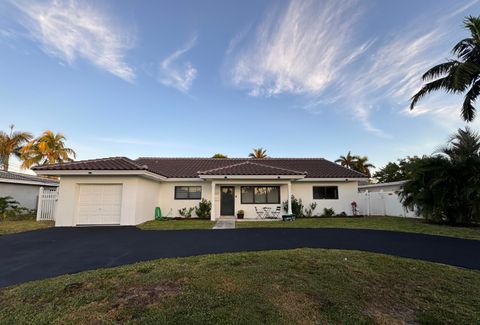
313,186,338,200
241,186,280,204
174,186,202,199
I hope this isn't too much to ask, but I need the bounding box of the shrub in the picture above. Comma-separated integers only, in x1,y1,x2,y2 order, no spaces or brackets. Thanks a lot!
195,199,212,219
282,195,304,217
322,208,335,218
178,207,195,218
304,202,318,217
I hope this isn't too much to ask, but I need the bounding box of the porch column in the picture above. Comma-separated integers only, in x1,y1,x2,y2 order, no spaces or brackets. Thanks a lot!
211,181,216,221
287,181,292,215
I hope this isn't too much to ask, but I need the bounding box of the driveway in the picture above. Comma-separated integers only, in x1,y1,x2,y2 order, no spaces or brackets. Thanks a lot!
1,227,480,287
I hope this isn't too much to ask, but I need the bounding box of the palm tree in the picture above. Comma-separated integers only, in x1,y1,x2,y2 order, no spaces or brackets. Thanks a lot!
335,151,358,169
352,156,375,178
212,153,228,158
249,148,268,159
0,124,33,171
20,130,76,169
401,127,480,225
411,16,480,121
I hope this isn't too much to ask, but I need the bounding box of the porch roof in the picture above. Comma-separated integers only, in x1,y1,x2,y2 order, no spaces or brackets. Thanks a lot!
198,161,306,177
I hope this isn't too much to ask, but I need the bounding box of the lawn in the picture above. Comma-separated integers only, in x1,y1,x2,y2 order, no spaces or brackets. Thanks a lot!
0,220,54,235
237,216,480,240
0,248,479,324
138,219,215,230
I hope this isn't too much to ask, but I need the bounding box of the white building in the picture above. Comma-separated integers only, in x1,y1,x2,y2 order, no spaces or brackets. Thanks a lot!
33,157,368,226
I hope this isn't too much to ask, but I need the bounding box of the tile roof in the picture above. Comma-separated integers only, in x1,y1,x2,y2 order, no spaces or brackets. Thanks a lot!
32,157,368,179
32,157,148,172
0,170,59,186
198,161,307,176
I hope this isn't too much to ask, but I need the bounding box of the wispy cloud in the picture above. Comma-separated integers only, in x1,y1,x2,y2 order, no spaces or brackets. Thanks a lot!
228,0,478,136
11,0,135,81
158,36,198,93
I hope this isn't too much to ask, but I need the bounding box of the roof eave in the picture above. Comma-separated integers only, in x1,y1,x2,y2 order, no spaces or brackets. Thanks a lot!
34,169,167,181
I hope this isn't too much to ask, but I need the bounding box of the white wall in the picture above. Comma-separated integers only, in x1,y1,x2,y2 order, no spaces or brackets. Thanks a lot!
158,181,211,218
0,183,56,209
292,181,359,216
54,175,161,226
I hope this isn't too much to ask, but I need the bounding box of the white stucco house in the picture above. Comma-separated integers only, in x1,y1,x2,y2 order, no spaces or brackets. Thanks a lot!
32,157,368,226
0,170,59,209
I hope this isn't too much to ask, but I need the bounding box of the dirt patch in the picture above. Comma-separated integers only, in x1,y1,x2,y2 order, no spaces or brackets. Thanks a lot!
114,280,182,307
271,289,321,324
364,304,418,325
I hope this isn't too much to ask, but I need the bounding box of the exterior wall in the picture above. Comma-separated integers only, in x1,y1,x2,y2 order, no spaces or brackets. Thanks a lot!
358,184,402,193
54,175,160,226
292,181,359,216
0,183,57,209
158,181,211,218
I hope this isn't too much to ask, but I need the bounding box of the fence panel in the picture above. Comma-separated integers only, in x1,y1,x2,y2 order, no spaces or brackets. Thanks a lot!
36,187,58,221
358,191,419,218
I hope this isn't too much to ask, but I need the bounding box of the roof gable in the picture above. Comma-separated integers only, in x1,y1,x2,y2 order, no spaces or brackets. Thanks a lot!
198,161,306,176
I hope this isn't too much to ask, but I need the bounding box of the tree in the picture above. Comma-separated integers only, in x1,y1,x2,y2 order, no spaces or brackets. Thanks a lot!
411,16,480,121
400,127,480,225
212,153,228,158
373,157,419,183
352,156,375,178
0,125,33,171
249,148,268,159
335,151,359,169
20,130,76,169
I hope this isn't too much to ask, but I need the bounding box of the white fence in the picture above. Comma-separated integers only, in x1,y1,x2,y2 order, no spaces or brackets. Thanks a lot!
36,187,58,221
358,191,418,218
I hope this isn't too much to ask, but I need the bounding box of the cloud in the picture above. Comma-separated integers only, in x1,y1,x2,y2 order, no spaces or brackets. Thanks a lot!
158,36,198,92
12,0,135,81
227,0,478,136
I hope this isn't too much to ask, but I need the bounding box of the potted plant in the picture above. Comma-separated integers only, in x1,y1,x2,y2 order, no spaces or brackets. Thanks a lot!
236,209,245,219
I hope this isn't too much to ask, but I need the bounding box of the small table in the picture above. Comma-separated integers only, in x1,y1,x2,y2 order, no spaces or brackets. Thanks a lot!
263,207,272,218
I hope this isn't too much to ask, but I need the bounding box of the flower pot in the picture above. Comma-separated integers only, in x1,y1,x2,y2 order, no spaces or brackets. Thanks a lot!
237,213,244,219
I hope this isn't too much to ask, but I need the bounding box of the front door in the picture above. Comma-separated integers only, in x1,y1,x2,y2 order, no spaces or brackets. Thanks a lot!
220,186,235,216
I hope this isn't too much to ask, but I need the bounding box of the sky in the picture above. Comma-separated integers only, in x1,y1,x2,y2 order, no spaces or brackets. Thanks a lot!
1,0,480,173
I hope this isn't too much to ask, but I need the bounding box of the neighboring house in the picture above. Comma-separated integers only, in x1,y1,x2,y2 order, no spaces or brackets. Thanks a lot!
0,170,59,209
358,180,407,193
32,157,368,226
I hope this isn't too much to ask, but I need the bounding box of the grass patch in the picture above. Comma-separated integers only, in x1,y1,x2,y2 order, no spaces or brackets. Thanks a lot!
138,219,215,230
0,220,54,235
0,249,479,324
237,216,480,240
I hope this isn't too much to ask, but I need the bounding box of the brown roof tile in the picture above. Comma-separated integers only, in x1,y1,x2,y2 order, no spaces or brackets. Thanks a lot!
32,157,368,179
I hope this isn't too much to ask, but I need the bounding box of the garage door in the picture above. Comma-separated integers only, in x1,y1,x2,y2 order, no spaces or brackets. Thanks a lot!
77,185,122,225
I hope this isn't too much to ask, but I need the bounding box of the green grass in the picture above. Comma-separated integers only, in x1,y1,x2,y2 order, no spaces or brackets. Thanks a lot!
0,249,479,324
138,219,215,230
0,220,54,235
237,216,480,240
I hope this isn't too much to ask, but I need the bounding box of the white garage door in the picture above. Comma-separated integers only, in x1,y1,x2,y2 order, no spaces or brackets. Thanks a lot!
77,185,123,225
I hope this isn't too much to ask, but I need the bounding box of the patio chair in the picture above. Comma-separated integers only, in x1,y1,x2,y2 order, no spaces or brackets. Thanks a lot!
270,206,281,219
255,207,264,219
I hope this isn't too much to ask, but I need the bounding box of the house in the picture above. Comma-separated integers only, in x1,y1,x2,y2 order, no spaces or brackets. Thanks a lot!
32,157,368,226
0,170,59,209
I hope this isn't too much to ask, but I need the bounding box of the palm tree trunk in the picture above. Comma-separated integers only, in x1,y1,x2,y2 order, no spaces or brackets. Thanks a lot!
1,155,9,171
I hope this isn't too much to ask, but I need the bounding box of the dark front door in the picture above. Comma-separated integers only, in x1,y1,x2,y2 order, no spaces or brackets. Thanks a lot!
220,186,235,216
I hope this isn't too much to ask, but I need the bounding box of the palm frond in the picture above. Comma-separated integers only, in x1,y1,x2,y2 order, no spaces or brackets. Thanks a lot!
410,76,455,109
462,80,480,121
421,61,459,81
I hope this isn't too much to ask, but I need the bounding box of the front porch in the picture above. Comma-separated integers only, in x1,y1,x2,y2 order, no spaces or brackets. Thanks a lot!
209,180,294,221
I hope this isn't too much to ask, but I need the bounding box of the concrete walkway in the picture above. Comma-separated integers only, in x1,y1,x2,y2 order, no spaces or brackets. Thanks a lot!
212,217,236,229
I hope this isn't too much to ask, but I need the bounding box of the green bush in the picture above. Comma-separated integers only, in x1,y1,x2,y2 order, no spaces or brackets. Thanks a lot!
0,196,36,220
282,195,304,217
304,202,318,217
178,207,195,218
322,208,335,217
195,199,212,219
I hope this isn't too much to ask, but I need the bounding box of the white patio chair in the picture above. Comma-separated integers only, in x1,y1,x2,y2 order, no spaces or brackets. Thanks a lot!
270,206,281,219
255,207,264,219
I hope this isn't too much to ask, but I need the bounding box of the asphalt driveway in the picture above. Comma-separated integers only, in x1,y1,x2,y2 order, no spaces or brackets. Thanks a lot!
1,227,480,287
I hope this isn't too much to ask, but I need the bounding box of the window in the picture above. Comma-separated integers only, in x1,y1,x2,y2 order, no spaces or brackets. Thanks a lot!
241,186,280,204
175,186,202,199
313,186,338,200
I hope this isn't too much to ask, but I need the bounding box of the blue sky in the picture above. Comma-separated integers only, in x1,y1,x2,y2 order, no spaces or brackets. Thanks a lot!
1,0,480,173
